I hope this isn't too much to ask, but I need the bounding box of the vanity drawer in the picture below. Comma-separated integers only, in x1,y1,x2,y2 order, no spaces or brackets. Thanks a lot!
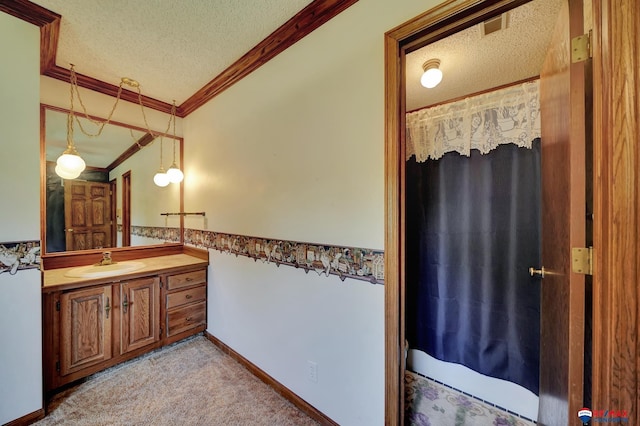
167,269,206,290
167,301,206,337
166,285,206,309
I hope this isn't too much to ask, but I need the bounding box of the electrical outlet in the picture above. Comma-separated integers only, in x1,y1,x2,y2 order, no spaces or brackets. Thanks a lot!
307,360,318,383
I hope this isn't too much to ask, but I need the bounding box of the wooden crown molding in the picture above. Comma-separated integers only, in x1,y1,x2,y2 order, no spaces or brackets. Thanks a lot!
44,65,176,115
2,0,358,118
106,132,157,171
0,0,59,26
0,0,174,114
178,0,359,116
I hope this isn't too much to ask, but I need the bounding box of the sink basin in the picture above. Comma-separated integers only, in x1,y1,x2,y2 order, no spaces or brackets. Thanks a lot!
64,261,146,278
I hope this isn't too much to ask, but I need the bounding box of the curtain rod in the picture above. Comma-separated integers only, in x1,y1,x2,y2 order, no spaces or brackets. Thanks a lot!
160,212,206,216
407,75,540,114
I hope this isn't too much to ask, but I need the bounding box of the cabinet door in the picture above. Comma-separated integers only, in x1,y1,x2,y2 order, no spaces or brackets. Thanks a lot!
60,285,113,376
120,276,160,354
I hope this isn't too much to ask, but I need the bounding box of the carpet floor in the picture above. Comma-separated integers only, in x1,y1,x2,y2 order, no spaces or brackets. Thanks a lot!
35,335,319,426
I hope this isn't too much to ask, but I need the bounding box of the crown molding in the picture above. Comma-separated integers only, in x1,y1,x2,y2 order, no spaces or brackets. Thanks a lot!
2,0,358,118
178,0,359,116
0,0,58,26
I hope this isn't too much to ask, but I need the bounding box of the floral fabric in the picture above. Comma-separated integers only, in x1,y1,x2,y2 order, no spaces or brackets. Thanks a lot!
405,371,537,426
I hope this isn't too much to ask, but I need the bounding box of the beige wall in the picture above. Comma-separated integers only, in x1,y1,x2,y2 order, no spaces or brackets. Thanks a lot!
1,17,40,240
183,1,441,424
0,12,43,425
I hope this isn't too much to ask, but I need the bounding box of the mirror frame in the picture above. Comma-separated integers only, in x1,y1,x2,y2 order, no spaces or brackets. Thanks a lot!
40,103,185,265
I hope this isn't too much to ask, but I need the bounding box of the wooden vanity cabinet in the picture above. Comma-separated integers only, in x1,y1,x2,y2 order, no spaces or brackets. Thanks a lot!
45,276,162,391
119,276,161,354
43,265,207,394
59,284,113,376
163,268,207,344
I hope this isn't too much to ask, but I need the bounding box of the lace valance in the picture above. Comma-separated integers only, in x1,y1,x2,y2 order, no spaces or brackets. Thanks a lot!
406,80,541,162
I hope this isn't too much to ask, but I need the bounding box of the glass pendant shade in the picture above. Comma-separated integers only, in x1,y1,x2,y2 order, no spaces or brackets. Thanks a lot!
55,147,86,179
166,162,184,183
55,163,81,179
154,167,170,187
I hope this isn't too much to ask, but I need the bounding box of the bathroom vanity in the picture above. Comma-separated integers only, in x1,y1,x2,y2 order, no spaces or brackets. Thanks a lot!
41,248,208,394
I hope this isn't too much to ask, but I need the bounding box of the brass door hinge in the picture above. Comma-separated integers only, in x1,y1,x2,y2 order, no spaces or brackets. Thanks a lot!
572,30,592,63
572,247,593,275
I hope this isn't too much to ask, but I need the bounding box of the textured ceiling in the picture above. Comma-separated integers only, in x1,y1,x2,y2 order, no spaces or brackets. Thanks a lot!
30,0,562,112
31,0,313,104
406,0,563,111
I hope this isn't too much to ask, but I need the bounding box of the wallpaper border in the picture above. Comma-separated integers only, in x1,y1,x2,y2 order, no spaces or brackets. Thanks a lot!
184,228,384,285
129,225,181,242
0,240,41,275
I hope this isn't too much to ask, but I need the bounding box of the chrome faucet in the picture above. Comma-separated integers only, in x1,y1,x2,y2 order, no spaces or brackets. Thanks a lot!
98,251,113,266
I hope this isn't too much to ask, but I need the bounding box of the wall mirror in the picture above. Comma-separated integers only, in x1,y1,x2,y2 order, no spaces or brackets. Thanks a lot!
41,104,183,255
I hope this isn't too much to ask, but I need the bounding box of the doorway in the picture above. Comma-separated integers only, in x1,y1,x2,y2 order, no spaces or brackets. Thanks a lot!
384,0,591,424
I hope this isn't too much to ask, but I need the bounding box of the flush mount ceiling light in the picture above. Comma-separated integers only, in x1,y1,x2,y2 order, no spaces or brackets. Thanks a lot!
55,64,179,185
420,58,443,89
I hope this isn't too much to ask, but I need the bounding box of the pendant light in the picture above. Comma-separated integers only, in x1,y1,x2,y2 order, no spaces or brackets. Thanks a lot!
55,143,86,179
55,66,86,179
55,64,179,184
153,137,170,187
165,101,184,184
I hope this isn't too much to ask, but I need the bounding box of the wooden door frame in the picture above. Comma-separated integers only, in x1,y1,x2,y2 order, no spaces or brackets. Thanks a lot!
384,0,639,424
384,1,532,422
122,171,131,247
591,0,639,422
110,178,117,248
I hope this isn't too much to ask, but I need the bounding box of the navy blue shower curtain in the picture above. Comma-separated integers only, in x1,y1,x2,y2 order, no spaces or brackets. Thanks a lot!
405,139,541,394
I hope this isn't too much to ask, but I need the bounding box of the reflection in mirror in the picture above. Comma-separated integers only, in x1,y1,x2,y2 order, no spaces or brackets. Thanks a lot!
43,105,183,254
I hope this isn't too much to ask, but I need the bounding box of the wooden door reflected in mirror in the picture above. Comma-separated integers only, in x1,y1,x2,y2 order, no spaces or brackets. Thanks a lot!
42,104,183,255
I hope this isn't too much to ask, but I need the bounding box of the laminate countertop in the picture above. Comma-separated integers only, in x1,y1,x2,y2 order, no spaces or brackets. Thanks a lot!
42,253,209,292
